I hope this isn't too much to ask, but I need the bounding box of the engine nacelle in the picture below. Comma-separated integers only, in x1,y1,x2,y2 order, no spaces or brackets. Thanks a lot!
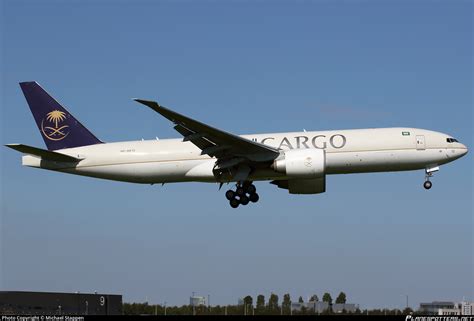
272,148,326,178
272,177,326,194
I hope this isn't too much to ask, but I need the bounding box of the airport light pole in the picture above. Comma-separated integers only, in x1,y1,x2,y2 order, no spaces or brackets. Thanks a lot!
208,294,210,313
400,294,409,310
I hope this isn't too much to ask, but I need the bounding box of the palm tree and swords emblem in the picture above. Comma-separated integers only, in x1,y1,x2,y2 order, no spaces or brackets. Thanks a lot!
41,110,70,141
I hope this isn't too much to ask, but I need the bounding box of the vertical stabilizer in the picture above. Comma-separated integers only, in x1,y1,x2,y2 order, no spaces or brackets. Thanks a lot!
19,81,102,150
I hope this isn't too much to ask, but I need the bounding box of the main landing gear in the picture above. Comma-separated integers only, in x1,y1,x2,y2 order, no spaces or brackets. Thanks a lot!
225,181,259,208
423,166,439,190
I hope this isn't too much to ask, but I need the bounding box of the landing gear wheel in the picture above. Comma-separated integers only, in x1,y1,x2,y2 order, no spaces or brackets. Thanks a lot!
225,190,235,200
230,198,240,208
236,187,245,196
240,195,250,205
225,181,259,207
249,193,259,203
423,181,432,190
246,184,256,194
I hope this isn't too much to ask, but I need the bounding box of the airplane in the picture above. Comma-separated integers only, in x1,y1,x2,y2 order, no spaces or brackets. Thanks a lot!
6,81,469,208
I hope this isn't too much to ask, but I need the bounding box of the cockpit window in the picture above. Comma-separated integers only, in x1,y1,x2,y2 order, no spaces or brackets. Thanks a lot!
447,138,459,143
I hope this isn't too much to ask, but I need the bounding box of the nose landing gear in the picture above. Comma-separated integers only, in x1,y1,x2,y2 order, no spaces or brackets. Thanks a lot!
423,166,439,190
225,181,259,208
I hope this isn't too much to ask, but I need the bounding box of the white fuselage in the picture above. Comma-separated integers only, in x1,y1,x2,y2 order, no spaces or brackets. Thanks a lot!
22,127,468,184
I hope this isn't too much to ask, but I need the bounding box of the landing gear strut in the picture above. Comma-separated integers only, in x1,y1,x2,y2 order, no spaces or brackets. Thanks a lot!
423,166,439,190
225,181,259,208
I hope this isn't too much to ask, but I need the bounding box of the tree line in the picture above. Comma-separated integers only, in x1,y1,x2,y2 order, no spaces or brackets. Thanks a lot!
123,291,414,315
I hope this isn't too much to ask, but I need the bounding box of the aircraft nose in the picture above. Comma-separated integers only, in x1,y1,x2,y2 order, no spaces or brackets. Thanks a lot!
446,143,468,159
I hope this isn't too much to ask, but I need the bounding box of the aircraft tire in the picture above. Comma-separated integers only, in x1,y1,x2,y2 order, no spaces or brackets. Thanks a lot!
236,187,245,196
240,195,250,205
246,184,256,194
249,193,259,203
225,190,235,200
230,198,240,208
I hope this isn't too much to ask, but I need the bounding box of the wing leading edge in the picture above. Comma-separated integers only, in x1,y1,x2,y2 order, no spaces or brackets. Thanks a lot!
134,99,280,168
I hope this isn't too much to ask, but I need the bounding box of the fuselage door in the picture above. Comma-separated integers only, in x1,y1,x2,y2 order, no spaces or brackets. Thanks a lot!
416,135,426,150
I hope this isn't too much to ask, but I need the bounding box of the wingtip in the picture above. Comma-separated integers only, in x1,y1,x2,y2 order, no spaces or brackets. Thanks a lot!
5,144,24,152
133,98,160,108
5,143,19,148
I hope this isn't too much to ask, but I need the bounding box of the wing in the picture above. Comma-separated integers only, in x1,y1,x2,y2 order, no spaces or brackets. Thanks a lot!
134,99,279,171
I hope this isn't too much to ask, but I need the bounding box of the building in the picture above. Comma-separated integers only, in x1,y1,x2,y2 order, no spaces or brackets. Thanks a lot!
419,301,474,316
419,302,456,314
439,301,474,316
189,296,206,307
0,291,122,315
460,301,474,315
306,301,330,313
332,303,357,313
438,307,460,315
290,301,357,313
290,302,304,311
290,301,329,313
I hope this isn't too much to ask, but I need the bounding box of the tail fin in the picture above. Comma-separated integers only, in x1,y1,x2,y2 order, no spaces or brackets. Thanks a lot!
19,81,102,151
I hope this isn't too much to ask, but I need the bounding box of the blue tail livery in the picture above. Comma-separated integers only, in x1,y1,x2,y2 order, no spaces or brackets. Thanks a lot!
19,81,102,151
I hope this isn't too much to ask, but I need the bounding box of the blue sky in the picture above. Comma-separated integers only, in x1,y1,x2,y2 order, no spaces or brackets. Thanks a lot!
1,0,472,309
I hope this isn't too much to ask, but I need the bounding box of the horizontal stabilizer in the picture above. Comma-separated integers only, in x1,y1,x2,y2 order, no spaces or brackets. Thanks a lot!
5,144,82,162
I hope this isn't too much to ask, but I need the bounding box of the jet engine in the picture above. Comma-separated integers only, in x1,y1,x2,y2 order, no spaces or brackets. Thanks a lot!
271,149,326,194
272,149,325,178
